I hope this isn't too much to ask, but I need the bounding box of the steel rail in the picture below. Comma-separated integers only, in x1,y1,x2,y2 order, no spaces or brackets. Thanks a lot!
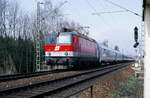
0,62,134,98
0,69,68,83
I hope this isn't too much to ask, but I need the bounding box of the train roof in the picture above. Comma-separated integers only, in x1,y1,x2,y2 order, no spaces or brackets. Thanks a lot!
46,31,97,43
98,43,122,54
99,43,134,58
59,32,97,43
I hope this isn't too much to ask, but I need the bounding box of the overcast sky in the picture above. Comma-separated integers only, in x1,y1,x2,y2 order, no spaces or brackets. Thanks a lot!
12,0,143,56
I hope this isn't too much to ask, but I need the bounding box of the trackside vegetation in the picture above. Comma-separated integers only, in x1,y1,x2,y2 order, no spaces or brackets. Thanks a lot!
0,36,35,73
113,76,137,98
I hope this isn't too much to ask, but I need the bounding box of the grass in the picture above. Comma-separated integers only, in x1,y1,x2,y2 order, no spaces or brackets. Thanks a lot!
113,76,137,98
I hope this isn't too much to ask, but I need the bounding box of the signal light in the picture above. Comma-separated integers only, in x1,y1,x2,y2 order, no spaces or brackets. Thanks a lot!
133,42,139,48
134,26,138,43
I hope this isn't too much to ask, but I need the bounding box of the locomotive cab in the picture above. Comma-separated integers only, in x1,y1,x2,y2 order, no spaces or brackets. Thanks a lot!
45,32,76,66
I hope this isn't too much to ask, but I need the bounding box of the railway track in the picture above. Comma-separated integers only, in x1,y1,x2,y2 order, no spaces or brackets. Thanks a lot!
0,69,68,83
0,62,133,98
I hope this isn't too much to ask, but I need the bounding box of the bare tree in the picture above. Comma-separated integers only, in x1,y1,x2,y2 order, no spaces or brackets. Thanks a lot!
0,0,87,74
7,1,19,38
0,0,8,37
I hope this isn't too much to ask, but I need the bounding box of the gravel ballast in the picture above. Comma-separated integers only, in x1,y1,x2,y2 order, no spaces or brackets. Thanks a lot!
48,64,143,98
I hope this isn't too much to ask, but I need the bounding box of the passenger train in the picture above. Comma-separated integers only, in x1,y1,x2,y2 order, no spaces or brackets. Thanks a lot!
45,30,133,67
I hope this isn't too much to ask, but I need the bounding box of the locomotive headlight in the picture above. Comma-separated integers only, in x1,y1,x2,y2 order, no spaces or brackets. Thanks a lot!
65,51,68,56
46,52,48,56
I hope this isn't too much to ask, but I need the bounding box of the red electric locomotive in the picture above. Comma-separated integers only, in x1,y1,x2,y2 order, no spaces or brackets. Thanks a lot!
45,31,99,67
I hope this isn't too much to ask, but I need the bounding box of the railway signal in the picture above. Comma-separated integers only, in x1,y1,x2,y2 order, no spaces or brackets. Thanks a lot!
133,42,139,48
133,26,139,48
134,26,138,43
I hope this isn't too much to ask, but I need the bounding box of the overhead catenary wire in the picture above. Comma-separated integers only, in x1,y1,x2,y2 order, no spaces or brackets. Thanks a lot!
104,0,142,17
86,0,98,12
85,0,114,32
95,0,123,32
85,0,122,49
92,10,127,15
89,0,138,51
95,0,121,28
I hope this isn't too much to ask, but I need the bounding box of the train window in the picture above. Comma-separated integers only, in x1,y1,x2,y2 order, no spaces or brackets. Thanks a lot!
57,33,72,44
45,34,56,44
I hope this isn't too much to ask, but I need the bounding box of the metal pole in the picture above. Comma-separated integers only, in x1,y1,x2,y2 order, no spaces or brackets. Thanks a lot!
144,4,150,98
139,22,144,67
90,86,93,98
35,1,68,71
36,2,41,72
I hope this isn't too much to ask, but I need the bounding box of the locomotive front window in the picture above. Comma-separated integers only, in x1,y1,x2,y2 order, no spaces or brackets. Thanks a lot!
46,34,56,45
57,34,72,44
